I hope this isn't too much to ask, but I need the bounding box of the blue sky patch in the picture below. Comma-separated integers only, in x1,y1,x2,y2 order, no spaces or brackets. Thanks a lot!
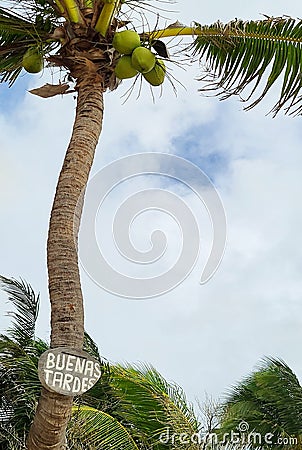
0,73,30,114
170,122,230,183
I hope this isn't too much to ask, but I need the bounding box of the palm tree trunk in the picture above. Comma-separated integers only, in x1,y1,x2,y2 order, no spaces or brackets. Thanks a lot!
27,76,104,450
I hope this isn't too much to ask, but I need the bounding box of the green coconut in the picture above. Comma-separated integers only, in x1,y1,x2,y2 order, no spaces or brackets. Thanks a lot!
131,47,156,74
115,55,138,79
143,59,166,86
22,48,43,74
112,30,141,55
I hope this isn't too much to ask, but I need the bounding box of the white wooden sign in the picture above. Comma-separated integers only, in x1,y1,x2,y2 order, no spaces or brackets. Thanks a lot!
38,347,101,396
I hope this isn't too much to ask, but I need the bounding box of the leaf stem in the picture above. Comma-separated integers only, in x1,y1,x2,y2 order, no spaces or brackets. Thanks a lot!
62,0,84,23
94,0,121,36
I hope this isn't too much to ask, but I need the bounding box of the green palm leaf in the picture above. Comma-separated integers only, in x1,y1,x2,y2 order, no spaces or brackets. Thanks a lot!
83,331,102,362
0,335,47,435
0,276,47,437
110,364,200,448
0,275,40,346
192,17,302,116
218,358,302,447
68,405,140,450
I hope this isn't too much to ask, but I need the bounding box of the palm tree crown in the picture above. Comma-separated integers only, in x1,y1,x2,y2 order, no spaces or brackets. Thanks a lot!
217,357,302,448
0,275,201,450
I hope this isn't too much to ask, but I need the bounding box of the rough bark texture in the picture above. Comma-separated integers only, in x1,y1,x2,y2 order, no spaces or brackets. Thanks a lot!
27,75,104,450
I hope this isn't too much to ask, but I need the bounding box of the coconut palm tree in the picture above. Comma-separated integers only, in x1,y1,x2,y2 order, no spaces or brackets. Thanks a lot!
0,275,201,450
1,1,302,449
216,358,302,449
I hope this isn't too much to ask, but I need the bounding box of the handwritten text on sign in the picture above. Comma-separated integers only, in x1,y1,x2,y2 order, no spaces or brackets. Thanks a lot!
38,347,101,396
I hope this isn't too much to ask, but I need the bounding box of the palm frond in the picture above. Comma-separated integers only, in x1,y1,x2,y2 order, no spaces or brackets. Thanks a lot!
0,276,40,347
83,331,102,362
110,363,200,448
68,405,140,450
0,334,46,435
192,17,302,116
218,357,302,443
0,424,27,450
80,335,117,413
1,0,61,21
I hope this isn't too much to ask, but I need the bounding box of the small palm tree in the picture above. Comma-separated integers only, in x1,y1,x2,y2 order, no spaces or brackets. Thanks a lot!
1,1,302,448
0,275,48,448
217,358,302,449
0,275,201,450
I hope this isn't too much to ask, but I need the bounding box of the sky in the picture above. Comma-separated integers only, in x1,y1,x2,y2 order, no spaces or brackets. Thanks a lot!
1,0,302,413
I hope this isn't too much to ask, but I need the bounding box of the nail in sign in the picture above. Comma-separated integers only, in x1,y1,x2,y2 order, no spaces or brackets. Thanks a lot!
38,347,101,396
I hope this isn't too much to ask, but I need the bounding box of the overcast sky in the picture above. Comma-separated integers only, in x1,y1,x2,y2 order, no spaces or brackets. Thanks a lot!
1,0,302,411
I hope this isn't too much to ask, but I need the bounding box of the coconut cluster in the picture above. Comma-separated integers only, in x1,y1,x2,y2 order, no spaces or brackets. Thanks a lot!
113,30,166,86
